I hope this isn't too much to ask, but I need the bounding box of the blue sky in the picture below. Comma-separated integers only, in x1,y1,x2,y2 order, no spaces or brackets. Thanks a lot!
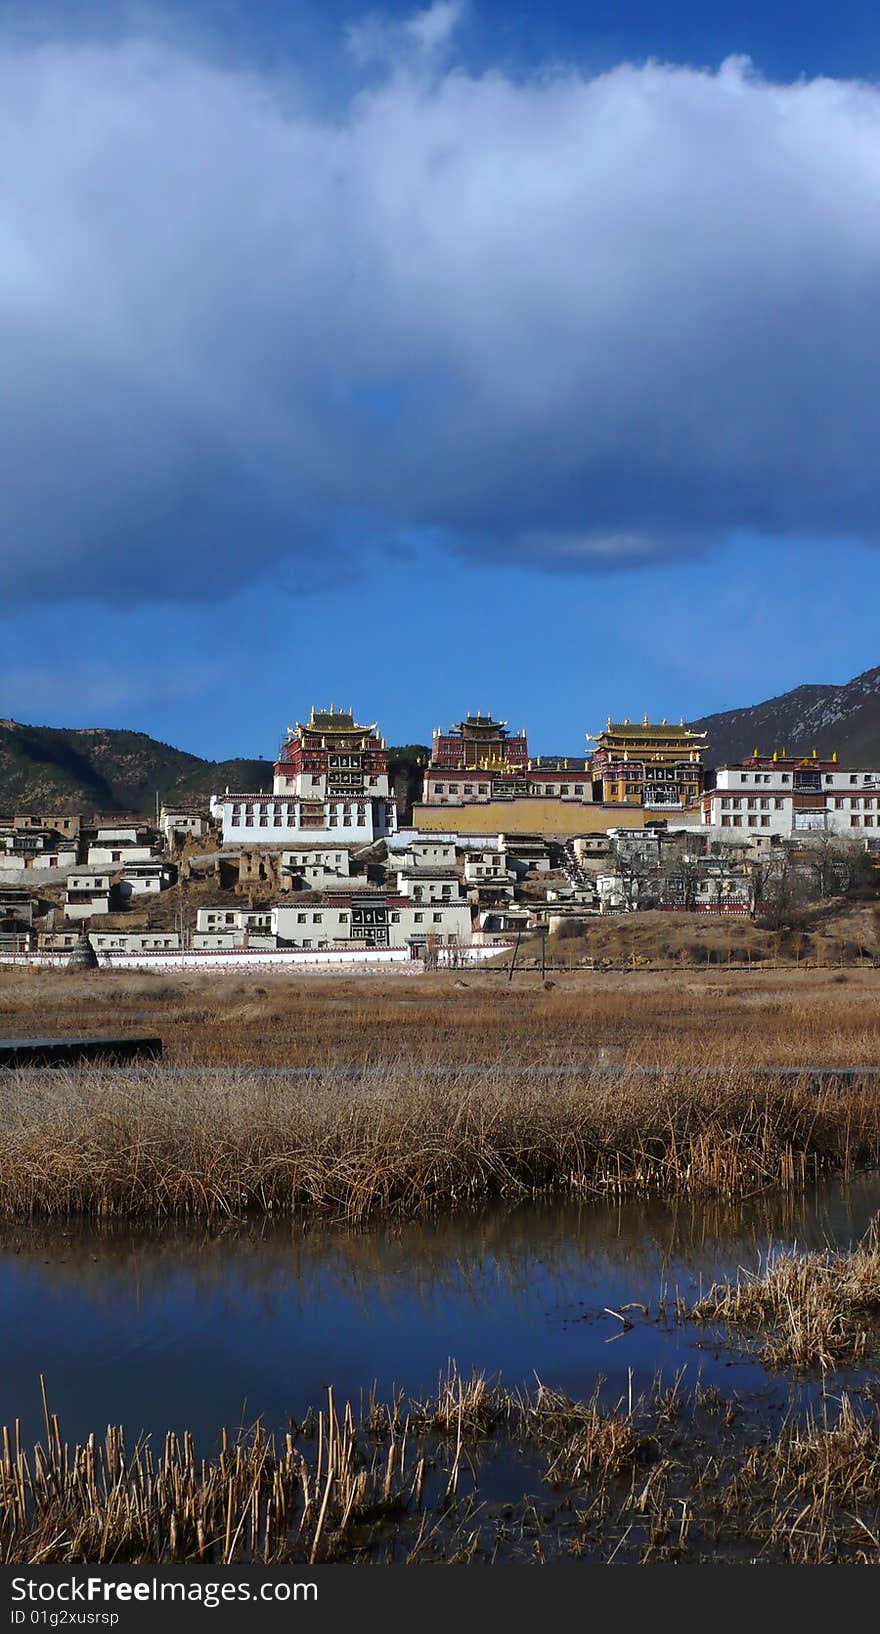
2,0,879,760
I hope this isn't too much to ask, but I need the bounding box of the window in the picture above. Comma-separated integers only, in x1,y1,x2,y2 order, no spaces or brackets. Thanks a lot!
433,912,442,922
760,816,770,827
313,913,322,923
479,784,488,794
774,799,784,810
435,784,444,794
574,785,584,795
463,785,473,794
297,913,306,923
339,912,348,922
414,912,424,923
391,911,400,922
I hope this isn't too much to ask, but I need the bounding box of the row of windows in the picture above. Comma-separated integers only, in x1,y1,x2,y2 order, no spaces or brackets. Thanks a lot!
720,795,878,812
720,812,878,829
719,797,785,810
230,809,368,827
289,910,450,925
432,782,586,796
738,772,877,785
282,934,460,949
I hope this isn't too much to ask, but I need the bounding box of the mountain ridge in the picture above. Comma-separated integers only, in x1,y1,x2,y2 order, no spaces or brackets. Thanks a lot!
1,663,878,816
690,663,880,767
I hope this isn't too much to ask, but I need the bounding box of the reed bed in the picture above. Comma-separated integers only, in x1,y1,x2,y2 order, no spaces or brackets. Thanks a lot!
0,1054,878,1222
0,1371,652,1565
8,1371,880,1563
690,1229,880,1369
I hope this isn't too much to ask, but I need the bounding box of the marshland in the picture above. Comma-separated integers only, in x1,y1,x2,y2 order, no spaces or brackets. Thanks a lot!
3,961,880,1561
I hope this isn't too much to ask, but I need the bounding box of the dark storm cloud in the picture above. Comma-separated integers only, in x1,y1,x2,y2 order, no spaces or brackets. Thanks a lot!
2,12,880,606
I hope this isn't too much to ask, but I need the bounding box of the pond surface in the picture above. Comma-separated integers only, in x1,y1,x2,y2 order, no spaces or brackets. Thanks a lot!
1,1174,878,1448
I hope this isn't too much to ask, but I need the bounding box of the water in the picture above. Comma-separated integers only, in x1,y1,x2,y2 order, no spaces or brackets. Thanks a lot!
1,1173,879,1450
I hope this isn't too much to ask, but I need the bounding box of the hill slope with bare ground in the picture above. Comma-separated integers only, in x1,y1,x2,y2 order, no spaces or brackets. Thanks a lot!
691,664,880,767
0,718,429,819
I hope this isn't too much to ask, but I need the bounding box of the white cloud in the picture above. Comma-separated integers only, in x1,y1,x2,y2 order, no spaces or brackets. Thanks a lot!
405,1,467,54
2,15,880,606
346,0,466,67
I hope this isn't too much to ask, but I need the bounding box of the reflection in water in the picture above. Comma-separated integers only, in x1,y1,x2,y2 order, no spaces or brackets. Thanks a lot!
0,1174,877,1450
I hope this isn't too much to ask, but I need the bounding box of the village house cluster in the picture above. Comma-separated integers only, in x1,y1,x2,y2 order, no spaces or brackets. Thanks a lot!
0,703,878,959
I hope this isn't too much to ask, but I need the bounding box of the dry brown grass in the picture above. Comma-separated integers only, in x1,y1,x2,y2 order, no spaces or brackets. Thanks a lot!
9,1370,880,1563
2,963,880,1068
691,1229,880,1369
1,964,879,1223
0,1052,877,1222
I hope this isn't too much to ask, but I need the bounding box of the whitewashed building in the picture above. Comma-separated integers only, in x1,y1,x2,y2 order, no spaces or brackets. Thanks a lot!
701,755,880,838
395,838,458,870
87,840,155,866
161,809,210,843
211,708,397,847
195,907,273,934
463,845,511,886
272,889,471,951
393,867,460,903
64,869,113,920
118,861,176,898
280,847,352,890
90,931,181,953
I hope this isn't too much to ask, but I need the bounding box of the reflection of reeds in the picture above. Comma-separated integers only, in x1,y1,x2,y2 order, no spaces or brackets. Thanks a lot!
691,1224,880,1370
0,1057,879,1222
7,1181,873,1318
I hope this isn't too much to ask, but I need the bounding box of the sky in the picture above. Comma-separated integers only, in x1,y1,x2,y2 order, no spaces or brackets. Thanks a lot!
2,0,880,760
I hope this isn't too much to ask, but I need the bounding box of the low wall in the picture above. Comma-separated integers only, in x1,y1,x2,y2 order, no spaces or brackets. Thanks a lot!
0,945,503,974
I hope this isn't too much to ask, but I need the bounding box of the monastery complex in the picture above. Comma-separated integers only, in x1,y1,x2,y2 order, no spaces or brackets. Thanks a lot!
2,700,878,961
